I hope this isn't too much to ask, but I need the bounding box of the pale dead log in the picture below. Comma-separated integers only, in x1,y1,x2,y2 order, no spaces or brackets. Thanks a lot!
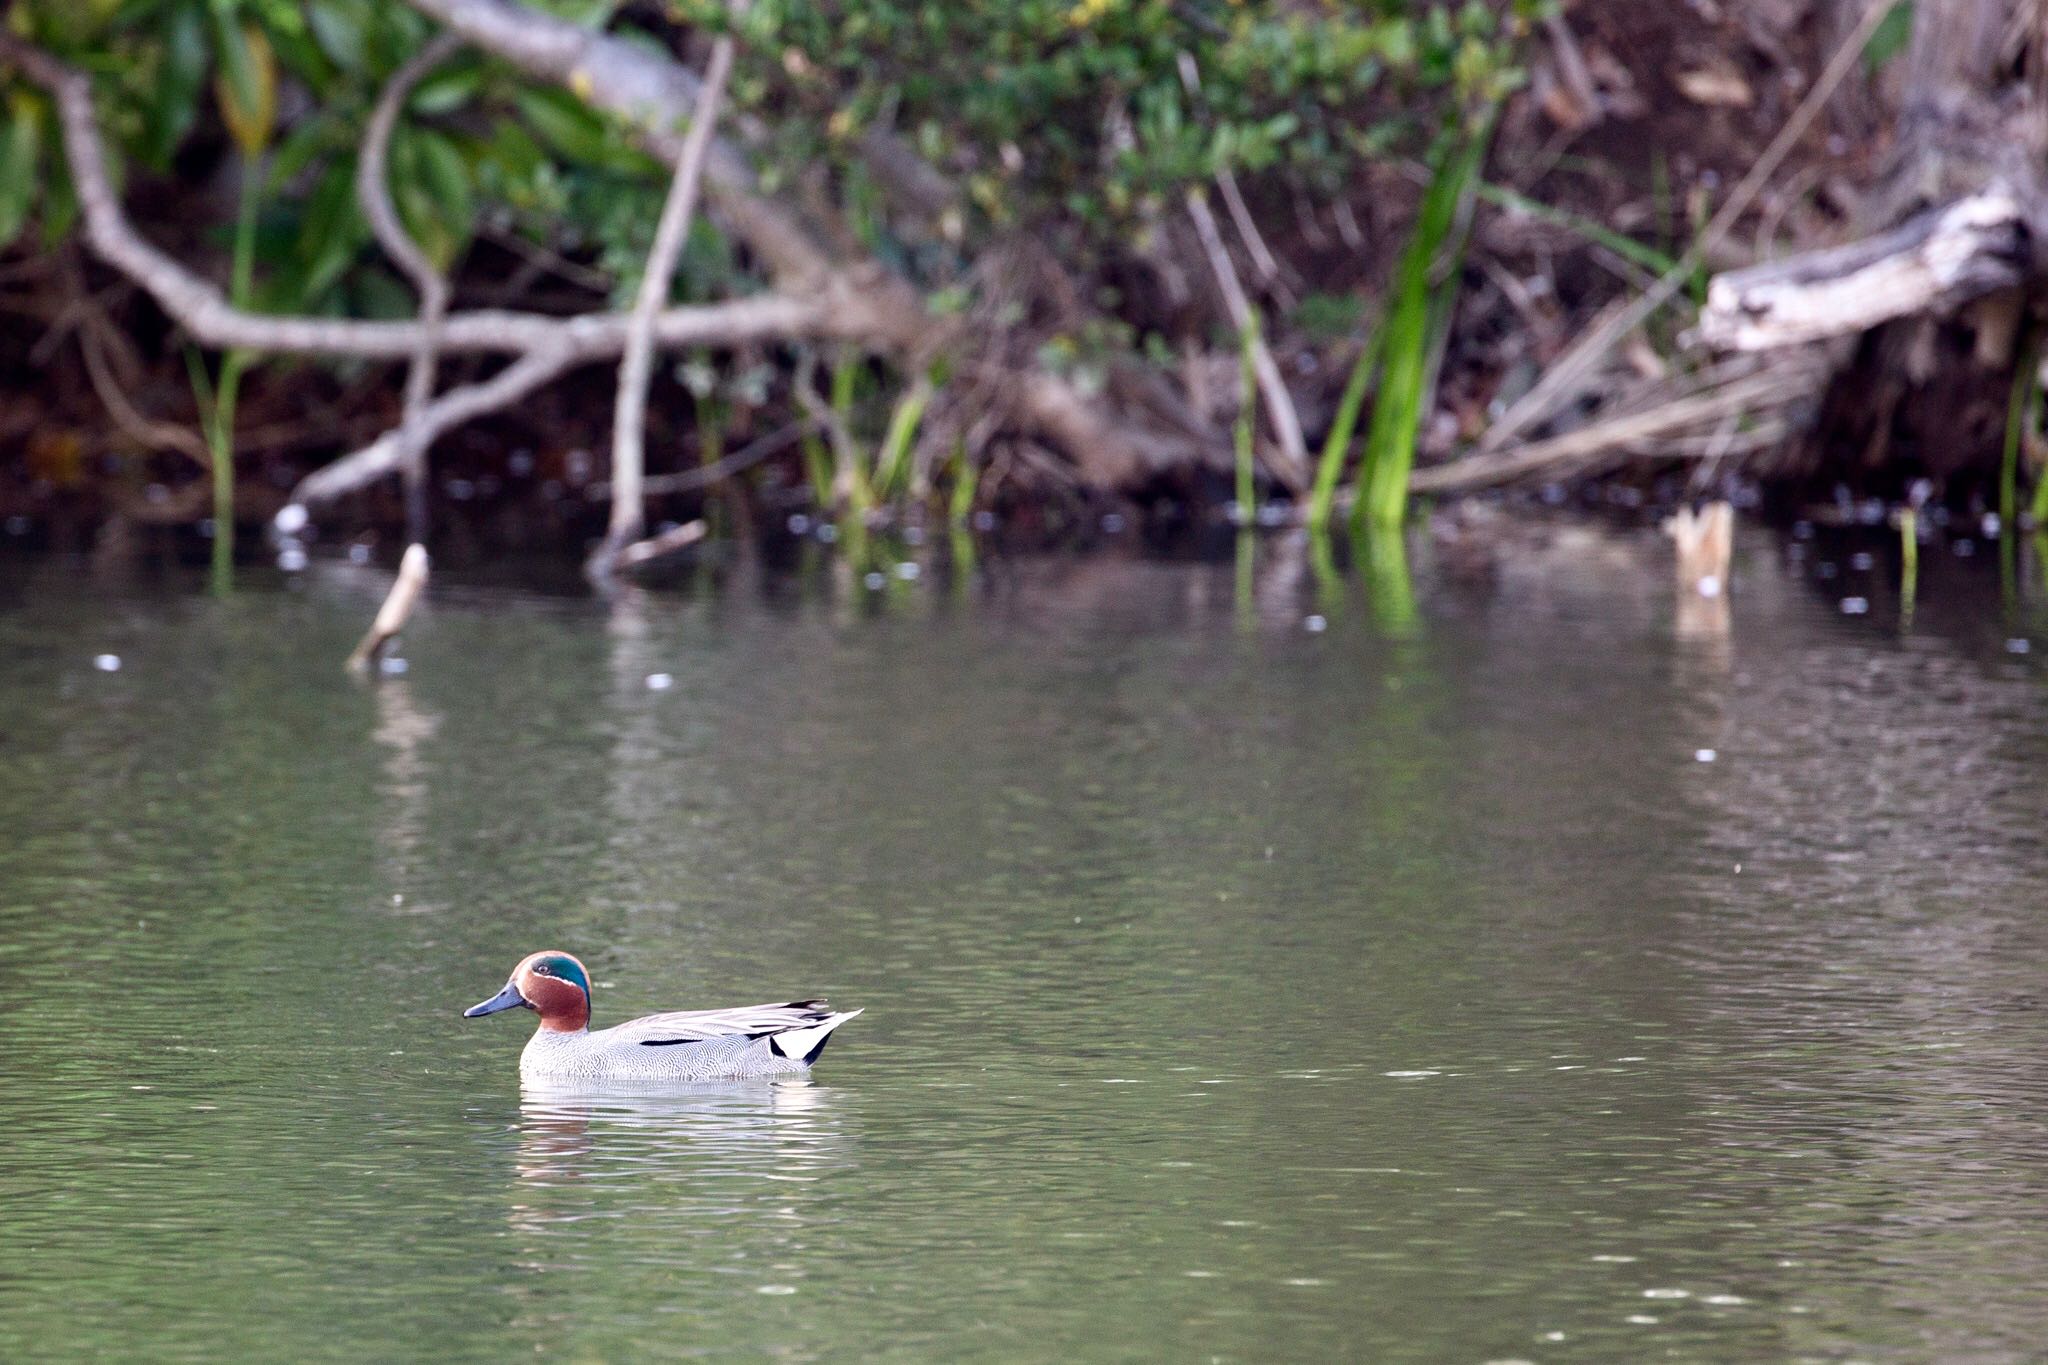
1700,187,2028,349
347,544,431,673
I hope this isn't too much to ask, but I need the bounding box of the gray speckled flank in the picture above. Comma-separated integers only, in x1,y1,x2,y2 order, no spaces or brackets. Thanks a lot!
518,1010,860,1081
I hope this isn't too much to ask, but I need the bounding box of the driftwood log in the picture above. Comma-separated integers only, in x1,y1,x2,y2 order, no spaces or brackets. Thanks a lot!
1700,187,2034,351
1695,0,2048,482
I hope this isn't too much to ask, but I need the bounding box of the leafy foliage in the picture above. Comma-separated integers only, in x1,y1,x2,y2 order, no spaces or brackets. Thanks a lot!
728,0,1529,241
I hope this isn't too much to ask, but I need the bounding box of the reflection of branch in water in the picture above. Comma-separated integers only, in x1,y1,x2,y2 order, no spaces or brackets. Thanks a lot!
371,678,439,903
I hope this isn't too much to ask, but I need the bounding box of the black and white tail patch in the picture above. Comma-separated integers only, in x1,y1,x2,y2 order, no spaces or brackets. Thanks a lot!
769,1009,862,1066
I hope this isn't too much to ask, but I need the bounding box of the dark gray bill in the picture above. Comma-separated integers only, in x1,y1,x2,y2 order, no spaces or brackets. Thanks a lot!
463,981,529,1018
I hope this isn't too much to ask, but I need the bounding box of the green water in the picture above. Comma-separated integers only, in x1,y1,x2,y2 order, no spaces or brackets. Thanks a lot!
5,532,2048,1362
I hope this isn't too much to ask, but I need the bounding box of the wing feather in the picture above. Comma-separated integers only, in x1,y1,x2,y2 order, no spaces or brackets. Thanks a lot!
613,1000,834,1047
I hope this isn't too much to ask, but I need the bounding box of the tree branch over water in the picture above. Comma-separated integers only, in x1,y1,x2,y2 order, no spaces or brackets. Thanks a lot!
358,31,466,542
593,11,740,581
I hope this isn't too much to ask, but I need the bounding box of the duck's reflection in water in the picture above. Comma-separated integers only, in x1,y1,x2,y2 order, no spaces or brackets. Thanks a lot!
506,1080,850,1247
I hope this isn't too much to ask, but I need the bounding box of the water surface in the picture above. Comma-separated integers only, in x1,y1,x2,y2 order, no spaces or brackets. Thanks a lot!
4,529,2048,1361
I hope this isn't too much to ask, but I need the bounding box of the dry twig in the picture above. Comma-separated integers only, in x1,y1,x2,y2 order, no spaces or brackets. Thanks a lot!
593,9,741,580
1184,187,1308,490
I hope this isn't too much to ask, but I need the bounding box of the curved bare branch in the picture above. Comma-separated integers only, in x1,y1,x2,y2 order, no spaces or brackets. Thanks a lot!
359,30,466,540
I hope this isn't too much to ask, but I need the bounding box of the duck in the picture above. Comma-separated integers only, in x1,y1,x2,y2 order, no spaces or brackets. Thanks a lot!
463,950,861,1082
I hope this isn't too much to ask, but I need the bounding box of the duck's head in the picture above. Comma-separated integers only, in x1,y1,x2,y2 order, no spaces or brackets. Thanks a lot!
464,951,591,1032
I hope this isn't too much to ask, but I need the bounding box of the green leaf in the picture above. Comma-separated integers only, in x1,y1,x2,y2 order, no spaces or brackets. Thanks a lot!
408,58,484,116
0,93,45,249
513,85,656,175
207,6,262,128
270,157,363,309
263,11,336,89
210,17,277,157
1865,2,1914,72
137,1,209,170
40,154,80,248
266,116,335,191
304,0,368,75
412,126,475,263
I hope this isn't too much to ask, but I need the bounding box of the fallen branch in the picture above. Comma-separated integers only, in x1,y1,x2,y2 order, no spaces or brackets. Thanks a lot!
347,543,431,673
1412,354,1826,492
590,420,810,498
285,346,576,513
593,10,740,581
1699,187,2029,349
615,518,707,571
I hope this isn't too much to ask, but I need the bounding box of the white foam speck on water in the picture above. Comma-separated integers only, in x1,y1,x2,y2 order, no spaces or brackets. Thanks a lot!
1554,1064,1584,1071
93,654,121,672
1541,1331,1567,1342
1384,1070,1440,1079
1702,1294,1747,1306
1100,1078,1142,1084
645,672,674,691
1183,1270,1218,1279
1591,1254,1638,1263
1616,1056,1648,1062
1282,1278,1326,1287
756,1285,797,1295
1695,748,1717,762
1626,1314,1659,1325
1643,1288,1690,1299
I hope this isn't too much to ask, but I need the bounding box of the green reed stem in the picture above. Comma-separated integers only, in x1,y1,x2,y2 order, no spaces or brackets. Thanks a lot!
1235,315,1259,519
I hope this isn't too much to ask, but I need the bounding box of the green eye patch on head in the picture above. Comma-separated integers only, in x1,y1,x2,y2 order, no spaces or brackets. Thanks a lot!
533,954,590,995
